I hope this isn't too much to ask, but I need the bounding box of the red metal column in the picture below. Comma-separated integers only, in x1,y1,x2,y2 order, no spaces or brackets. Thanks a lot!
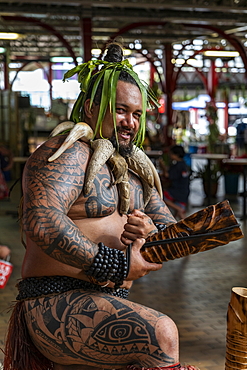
80,16,92,62
164,42,174,147
208,59,218,102
224,88,229,135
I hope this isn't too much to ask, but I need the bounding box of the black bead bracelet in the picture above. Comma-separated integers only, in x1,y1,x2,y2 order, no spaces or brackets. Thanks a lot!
86,242,131,289
154,223,167,232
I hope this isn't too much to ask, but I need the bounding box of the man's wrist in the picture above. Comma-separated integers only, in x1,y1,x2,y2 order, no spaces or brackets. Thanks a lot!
86,242,130,289
147,228,158,237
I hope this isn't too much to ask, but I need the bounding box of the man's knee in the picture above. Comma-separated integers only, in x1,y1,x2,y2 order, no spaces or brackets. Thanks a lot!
155,316,179,356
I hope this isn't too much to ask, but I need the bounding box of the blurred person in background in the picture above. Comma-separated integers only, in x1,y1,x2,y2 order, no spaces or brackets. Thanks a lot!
0,143,14,182
160,145,190,220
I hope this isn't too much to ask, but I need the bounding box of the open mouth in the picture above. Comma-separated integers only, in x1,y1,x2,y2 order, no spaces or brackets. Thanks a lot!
118,130,132,141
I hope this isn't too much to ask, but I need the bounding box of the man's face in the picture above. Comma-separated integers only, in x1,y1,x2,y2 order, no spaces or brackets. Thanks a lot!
90,80,143,155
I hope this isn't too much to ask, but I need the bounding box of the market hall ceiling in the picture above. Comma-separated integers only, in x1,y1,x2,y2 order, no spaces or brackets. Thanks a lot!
1,0,247,61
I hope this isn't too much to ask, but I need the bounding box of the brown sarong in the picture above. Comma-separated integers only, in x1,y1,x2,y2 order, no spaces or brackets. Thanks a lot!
3,300,54,370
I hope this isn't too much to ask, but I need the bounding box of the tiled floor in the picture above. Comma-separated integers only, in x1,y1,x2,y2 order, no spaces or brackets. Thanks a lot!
0,176,247,370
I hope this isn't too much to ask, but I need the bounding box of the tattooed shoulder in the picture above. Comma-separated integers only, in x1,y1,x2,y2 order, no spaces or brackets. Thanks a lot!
23,137,90,213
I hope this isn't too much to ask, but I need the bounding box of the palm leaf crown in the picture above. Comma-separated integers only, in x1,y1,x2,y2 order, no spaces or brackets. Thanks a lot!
63,58,160,148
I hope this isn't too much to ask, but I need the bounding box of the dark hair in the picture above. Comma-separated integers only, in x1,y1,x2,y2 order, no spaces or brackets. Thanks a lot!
104,42,123,63
170,145,186,158
84,42,138,106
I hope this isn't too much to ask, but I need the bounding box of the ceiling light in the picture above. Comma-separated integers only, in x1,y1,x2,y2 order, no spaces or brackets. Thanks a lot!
154,48,163,54
203,50,239,58
51,56,74,63
123,49,132,56
91,48,101,55
187,58,203,67
193,39,204,45
135,43,142,50
0,32,22,40
173,44,182,50
175,58,185,65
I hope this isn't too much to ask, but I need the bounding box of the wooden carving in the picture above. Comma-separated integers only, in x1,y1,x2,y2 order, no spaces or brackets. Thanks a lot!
141,200,243,263
225,287,247,370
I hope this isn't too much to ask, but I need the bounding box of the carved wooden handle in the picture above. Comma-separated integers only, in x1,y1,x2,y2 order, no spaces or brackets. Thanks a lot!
141,200,243,263
225,287,247,370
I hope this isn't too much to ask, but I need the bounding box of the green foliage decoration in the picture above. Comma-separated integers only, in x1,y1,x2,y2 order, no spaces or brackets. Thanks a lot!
63,59,160,148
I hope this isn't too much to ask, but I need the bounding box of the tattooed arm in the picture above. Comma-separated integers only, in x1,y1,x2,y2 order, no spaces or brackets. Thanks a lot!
144,187,176,225
22,137,98,271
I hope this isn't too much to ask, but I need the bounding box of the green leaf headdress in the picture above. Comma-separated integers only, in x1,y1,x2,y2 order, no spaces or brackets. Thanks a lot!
63,58,160,147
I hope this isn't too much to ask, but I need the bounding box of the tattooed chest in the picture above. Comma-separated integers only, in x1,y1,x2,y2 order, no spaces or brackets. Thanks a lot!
68,172,119,219
67,170,145,219
128,172,145,212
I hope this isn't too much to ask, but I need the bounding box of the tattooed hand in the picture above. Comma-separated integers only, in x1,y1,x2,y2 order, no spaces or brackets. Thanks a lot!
121,209,157,245
125,238,163,281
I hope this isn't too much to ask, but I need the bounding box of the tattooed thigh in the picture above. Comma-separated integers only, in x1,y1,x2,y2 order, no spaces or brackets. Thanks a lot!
24,289,175,369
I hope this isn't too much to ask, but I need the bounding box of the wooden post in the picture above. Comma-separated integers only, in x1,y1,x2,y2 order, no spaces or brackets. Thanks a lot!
225,287,247,370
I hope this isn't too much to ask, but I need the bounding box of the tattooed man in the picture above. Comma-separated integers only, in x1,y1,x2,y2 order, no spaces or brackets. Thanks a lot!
4,43,199,370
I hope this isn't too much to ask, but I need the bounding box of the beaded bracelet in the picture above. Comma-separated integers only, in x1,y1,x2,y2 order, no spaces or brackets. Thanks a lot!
154,223,167,232
86,243,131,289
